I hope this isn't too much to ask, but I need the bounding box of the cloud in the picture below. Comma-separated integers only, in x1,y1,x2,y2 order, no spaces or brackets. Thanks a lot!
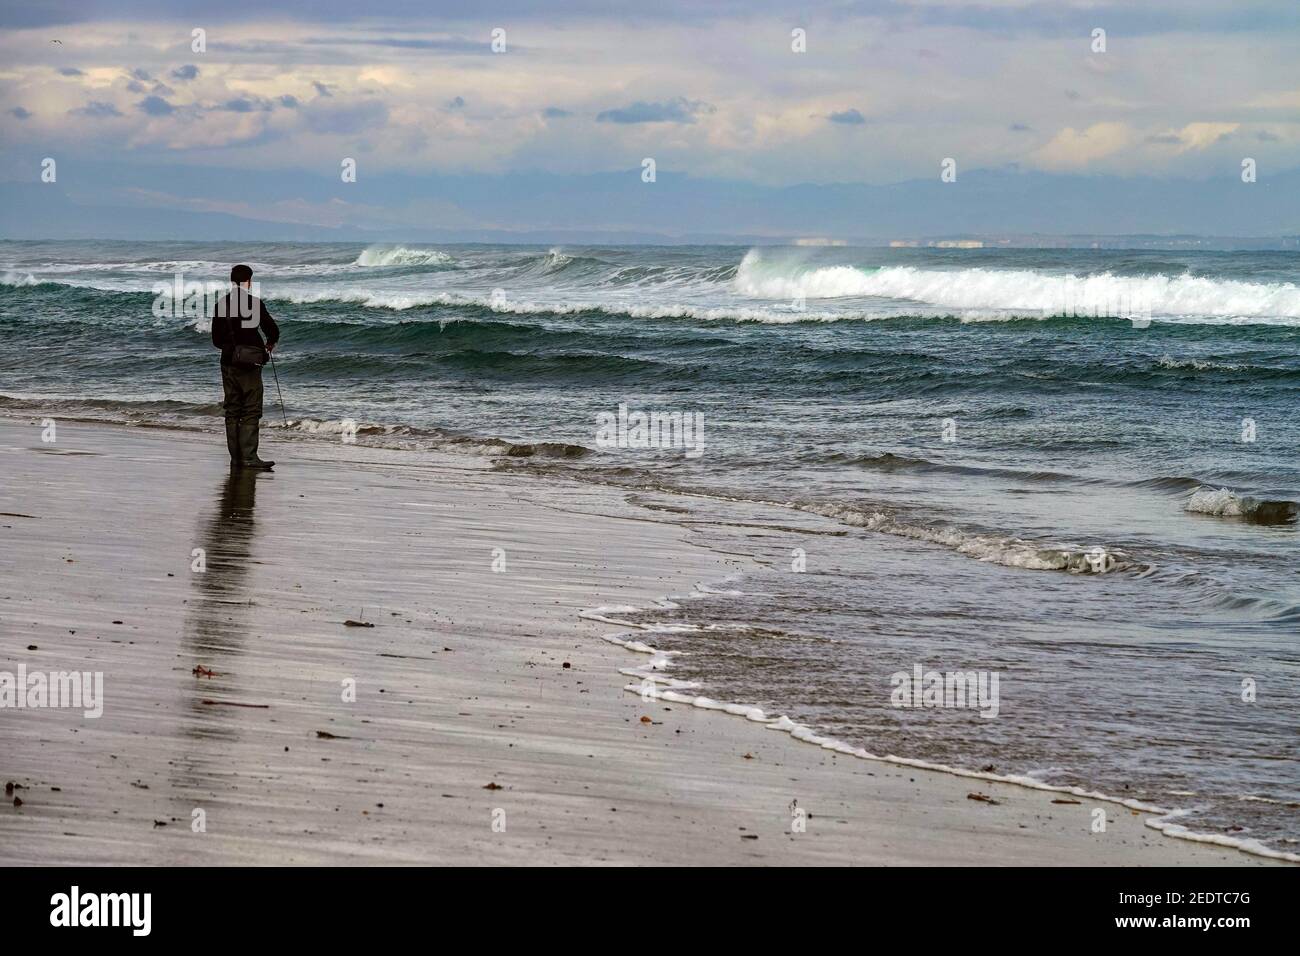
10,106,32,120
303,98,388,133
1031,122,1132,169
596,97,713,124
222,97,272,113
137,95,175,116
1144,122,1239,151
6,4,1300,192
1173,121,1239,150
447,95,465,109
71,100,122,118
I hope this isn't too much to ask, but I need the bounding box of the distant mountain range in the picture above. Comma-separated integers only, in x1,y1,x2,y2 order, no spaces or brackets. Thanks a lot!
2,163,1297,247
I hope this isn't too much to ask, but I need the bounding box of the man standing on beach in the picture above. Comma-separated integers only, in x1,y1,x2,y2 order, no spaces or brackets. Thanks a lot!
211,264,280,470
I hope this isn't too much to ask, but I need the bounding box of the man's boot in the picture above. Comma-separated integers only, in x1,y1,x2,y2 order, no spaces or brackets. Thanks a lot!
238,416,274,470
225,417,243,466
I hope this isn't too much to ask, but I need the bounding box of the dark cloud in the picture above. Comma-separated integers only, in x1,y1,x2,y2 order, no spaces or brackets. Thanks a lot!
596,97,712,124
223,97,273,113
130,68,152,81
542,107,572,118
447,96,465,109
58,67,84,76
171,64,199,81
279,94,300,109
72,100,123,118
10,106,32,119
137,95,175,116
1009,123,1033,132
829,109,866,125
1256,130,1280,142
1145,133,1183,144
312,80,333,98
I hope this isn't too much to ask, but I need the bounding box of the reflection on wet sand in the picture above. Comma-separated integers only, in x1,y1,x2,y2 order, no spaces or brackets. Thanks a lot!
174,468,269,795
186,467,264,659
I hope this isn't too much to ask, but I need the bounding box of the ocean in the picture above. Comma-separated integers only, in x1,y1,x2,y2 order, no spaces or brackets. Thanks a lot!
2,238,1297,858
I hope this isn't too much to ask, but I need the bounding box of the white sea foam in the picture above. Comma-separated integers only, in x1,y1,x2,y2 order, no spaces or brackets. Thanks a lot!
1156,355,1244,371
666,490,1137,573
262,285,851,322
1183,486,1298,523
1185,487,1248,517
353,245,454,267
542,247,572,269
733,248,1300,321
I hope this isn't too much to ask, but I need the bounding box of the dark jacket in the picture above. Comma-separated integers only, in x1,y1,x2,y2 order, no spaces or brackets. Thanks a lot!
211,290,280,367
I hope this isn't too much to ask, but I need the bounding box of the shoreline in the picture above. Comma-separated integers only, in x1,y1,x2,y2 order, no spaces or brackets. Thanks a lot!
595,602,1300,864
0,416,1288,865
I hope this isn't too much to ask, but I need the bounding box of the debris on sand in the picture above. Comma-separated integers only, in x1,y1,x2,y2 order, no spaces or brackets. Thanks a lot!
967,792,1000,805
199,699,269,709
315,730,349,739
483,782,503,790
343,619,374,628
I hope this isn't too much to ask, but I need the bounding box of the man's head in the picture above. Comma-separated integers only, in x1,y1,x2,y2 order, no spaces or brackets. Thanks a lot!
230,264,253,287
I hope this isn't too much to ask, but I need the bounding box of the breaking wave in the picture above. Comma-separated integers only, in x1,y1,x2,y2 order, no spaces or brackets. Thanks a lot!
353,245,456,268
733,249,1300,322
1185,487,1298,524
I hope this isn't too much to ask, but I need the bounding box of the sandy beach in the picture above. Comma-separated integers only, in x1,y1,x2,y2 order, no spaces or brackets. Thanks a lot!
0,417,1282,866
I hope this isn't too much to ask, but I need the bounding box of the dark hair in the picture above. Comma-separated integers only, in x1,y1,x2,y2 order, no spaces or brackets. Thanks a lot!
230,264,253,283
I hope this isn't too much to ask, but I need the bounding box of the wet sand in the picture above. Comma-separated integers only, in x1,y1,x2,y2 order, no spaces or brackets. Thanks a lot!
0,418,1276,865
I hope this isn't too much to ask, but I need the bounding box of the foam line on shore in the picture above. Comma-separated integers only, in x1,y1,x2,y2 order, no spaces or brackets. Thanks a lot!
580,592,1300,864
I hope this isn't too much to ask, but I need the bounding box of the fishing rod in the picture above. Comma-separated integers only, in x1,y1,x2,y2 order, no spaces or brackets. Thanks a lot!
267,349,289,427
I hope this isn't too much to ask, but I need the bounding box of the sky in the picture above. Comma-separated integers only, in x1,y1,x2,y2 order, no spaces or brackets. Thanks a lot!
1,0,1298,240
